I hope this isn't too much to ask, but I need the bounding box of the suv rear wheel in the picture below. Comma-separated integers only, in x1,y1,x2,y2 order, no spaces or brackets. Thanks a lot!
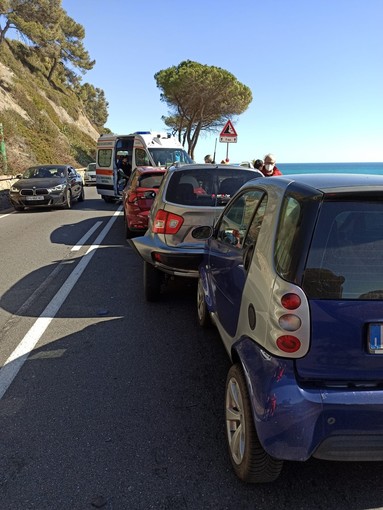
225,363,283,483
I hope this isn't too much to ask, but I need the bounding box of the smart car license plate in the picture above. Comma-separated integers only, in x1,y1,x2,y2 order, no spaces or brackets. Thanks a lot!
26,196,44,201
368,324,383,354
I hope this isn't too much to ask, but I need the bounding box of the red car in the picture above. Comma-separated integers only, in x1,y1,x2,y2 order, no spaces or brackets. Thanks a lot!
122,166,166,238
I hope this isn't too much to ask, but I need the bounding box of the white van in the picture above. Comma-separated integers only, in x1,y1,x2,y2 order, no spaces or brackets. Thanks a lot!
84,162,96,185
96,131,194,202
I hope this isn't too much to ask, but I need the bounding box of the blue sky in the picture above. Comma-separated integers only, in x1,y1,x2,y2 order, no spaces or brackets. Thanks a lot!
60,0,383,164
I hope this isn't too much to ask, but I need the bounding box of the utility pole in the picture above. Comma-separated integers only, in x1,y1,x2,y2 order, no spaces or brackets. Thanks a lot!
213,138,217,164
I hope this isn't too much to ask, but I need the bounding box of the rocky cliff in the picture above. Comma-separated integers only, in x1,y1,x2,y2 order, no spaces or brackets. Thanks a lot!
0,40,100,176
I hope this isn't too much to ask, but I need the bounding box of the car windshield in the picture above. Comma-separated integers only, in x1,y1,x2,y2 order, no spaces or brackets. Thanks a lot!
138,173,164,188
303,200,383,300
148,148,193,167
22,166,66,179
165,168,260,207
87,163,96,172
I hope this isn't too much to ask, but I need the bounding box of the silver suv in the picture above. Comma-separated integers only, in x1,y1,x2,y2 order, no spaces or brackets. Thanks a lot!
130,163,263,300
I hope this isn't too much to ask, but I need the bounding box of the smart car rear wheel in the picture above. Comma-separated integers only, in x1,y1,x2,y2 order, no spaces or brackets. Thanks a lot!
197,277,212,328
144,262,162,302
225,363,283,483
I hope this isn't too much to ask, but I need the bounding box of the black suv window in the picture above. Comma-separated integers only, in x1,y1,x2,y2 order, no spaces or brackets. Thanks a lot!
165,168,260,207
303,201,383,299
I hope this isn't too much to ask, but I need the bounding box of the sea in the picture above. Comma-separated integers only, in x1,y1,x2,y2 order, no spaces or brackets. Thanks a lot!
278,162,383,176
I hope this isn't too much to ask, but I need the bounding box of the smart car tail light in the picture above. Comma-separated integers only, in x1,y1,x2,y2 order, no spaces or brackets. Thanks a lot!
281,293,301,310
152,209,184,234
276,335,301,353
266,287,310,358
278,314,302,331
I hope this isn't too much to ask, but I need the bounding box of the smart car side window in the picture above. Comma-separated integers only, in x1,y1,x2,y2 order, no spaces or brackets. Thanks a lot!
217,190,264,248
243,195,268,248
241,194,268,270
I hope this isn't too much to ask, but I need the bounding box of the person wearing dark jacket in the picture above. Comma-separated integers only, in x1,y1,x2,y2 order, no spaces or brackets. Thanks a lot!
119,157,132,179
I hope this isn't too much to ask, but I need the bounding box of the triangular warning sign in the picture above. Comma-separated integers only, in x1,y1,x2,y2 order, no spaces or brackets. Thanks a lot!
220,120,237,137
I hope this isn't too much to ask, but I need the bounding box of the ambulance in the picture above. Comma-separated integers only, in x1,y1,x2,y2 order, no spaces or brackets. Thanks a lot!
96,131,194,202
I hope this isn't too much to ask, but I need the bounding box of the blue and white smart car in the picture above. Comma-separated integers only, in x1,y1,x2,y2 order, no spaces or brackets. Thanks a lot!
195,173,383,483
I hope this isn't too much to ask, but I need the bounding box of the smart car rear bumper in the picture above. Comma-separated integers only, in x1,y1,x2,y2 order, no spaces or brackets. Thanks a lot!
233,337,383,462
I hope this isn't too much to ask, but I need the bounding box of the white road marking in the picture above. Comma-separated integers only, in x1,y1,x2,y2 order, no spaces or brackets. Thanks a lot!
0,212,12,219
71,221,102,251
0,206,122,400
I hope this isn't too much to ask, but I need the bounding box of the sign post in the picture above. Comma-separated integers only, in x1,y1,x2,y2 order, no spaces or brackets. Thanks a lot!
0,123,7,174
219,120,237,163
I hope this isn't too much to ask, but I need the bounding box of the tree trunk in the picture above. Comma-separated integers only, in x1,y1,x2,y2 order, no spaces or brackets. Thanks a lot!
47,57,58,82
0,20,11,46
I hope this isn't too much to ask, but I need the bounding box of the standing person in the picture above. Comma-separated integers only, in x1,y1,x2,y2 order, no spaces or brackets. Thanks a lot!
204,154,214,164
253,159,264,171
120,156,132,179
261,154,282,176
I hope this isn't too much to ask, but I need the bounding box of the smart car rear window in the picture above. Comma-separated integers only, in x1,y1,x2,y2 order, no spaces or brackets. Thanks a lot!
303,201,383,299
165,168,259,207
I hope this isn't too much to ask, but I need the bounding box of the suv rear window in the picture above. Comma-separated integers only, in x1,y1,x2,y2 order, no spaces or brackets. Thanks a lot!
303,201,383,299
165,168,259,207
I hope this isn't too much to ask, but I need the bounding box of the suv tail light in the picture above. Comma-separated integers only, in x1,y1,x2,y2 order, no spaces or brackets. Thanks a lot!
128,192,138,204
152,209,184,234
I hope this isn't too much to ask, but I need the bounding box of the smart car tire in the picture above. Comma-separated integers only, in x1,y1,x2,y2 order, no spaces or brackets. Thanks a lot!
197,277,212,328
225,363,283,483
144,261,162,302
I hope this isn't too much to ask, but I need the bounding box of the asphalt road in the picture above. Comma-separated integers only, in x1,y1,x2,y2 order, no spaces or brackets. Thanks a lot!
0,187,382,510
